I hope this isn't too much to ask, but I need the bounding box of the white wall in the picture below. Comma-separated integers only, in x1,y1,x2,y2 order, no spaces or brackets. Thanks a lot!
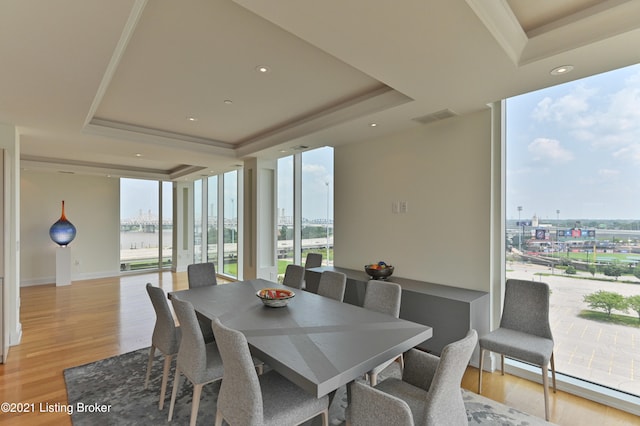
20,171,120,285
334,109,492,292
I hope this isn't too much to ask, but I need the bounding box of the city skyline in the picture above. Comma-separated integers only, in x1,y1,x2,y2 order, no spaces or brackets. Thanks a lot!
506,62,640,221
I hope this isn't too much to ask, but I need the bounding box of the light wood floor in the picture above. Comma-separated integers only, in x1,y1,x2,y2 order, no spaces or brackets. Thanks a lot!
0,272,637,425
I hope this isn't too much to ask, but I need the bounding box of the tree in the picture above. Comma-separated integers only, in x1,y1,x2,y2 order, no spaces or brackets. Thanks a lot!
565,265,577,275
603,262,625,280
588,264,597,277
279,225,291,240
627,295,640,322
583,290,628,316
634,266,640,281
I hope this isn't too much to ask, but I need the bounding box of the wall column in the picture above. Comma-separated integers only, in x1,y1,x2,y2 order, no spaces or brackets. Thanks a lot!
242,157,277,281
0,123,21,358
172,181,193,273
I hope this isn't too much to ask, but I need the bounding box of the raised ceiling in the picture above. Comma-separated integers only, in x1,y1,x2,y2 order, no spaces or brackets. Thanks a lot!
2,0,639,180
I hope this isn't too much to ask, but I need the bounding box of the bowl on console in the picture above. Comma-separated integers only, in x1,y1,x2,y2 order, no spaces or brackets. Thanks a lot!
364,263,394,280
256,288,295,307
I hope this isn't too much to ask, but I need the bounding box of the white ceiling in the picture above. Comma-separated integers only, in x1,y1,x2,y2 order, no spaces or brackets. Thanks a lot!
2,0,640,180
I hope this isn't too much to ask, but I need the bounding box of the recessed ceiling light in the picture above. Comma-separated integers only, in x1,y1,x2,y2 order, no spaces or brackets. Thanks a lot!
256,65,270,73
187,116,198,122
224,99,233,104
550,65,574,76
369,123,378,127
135,153,142,157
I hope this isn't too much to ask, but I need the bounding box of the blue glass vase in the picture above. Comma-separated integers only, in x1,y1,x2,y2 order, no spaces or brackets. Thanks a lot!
49,200,76,246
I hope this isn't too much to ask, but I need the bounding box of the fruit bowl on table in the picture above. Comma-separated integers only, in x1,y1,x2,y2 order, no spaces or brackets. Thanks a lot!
364,262,394,280
256,288,295,307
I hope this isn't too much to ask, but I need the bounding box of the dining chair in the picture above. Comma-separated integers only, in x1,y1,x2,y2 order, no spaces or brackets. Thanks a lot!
346,329,478,426
304,252,323,269
317,270,347,302
211,317,329,426
362,280,403,385
167,296,224,426
187,262,218,288
478,278,556,421
303,253,323,290
187,262,217,343
144,283,181,410
282,264,305,289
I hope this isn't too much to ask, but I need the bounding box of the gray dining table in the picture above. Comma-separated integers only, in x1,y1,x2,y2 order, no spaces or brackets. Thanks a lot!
169,278,433,398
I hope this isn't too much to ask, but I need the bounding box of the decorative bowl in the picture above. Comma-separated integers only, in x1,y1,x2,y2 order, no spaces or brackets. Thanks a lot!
364,264,395,280
256,288,295,307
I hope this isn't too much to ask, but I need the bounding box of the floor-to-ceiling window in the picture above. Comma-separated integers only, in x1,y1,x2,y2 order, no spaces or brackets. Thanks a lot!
120,178,172,271
207,175,218,264
161,181,173,268
276,147,334,280
277,155,294,278
223,170,238,277
193,179,203,263
505,63,640,397
301,147,333,266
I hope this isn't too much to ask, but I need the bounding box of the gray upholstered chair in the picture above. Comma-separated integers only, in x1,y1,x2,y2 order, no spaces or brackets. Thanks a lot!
478,278,556,421
282,264,305,289
144,283,181,410
167,297,224,426
346,329,478,426
187,262,218,288
304,252,323,269
363,280,403,385
317,270,347,302
212,317,329,426
303,253,323,290
186,262,217,343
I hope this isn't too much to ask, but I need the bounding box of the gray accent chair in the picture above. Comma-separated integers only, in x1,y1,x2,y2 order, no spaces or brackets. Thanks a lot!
282,264,305,289
317,270,347,302
303,253,322,289
186,262,217,343
187,262,218,288
144,283,181,410
363,280,403,386
168,297,224,426
212,317,329,426
304,252,323,269
478,278,556,421
346,329,478,426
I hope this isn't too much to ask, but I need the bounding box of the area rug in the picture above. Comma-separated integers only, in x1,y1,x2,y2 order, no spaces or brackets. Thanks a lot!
64,347,554,425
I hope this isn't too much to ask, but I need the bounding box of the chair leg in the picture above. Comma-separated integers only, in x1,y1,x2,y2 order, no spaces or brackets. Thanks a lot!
369,371,378,387
397,354,405,375
478,348,485,393
168,369,183,421
550,352,557,392
159,354,173,410
215,410,224,426
542,364,550,421
500,354,505,375
190,383,203,426
144,345,156,389
321,408,329,426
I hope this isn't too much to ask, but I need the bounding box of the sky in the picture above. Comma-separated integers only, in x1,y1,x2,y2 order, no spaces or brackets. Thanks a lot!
120,179,172,220
120,146,334,221
506,62,640,221
277,146,334,221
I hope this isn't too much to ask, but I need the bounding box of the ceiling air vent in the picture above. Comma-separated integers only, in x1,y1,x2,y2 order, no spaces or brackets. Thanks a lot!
412,109,457,124
290,145,309,151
